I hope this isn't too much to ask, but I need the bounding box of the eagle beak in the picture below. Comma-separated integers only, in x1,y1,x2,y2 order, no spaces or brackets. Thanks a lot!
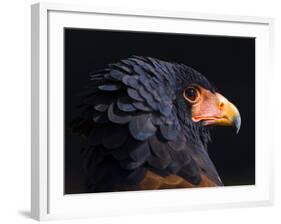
232,111,241,134
192,92,241,134
205,95,241,134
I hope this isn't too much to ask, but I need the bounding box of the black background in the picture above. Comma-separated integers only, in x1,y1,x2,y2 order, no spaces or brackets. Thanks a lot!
65,28,255,194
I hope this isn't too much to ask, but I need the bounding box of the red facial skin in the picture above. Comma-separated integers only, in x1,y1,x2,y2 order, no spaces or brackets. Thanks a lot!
183,85,241,131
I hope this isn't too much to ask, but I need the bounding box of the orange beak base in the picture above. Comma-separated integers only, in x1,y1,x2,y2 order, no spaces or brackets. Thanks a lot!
190,88,241,134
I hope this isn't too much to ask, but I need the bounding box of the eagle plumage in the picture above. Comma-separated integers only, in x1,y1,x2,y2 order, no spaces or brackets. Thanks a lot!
71,56,240,192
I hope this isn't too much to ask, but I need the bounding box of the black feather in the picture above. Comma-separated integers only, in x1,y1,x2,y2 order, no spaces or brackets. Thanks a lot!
109,69,124,81
158,101,173,116
160,123,178,141
127,88,144,102
94,104,109,112
147,155,170,170
129,114,156,141
130,141,151,162
149,135,171,161
138,86,157,110
126,76,141,89
132,102,151,112
117,96,137,112
107,103,132,124
167,134,187,151
98,83,121,91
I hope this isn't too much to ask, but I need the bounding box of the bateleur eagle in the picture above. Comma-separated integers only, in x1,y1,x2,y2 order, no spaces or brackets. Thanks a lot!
71,56,241,192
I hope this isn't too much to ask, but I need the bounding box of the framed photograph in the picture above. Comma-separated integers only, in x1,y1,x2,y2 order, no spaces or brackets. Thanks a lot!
31,2,274,221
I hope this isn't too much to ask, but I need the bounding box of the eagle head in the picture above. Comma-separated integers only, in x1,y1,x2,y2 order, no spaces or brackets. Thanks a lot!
172,63,241,147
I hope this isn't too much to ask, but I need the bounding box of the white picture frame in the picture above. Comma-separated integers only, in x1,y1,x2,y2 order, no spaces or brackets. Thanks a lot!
31,2,274,221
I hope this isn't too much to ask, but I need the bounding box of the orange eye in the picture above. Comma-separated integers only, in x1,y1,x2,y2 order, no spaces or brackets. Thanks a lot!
183,86,200,103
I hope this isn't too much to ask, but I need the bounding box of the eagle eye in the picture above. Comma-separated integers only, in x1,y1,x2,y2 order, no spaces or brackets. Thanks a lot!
183,86,200,103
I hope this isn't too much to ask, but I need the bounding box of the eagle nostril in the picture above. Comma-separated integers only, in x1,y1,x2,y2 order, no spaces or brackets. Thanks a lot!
219,102,224,109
